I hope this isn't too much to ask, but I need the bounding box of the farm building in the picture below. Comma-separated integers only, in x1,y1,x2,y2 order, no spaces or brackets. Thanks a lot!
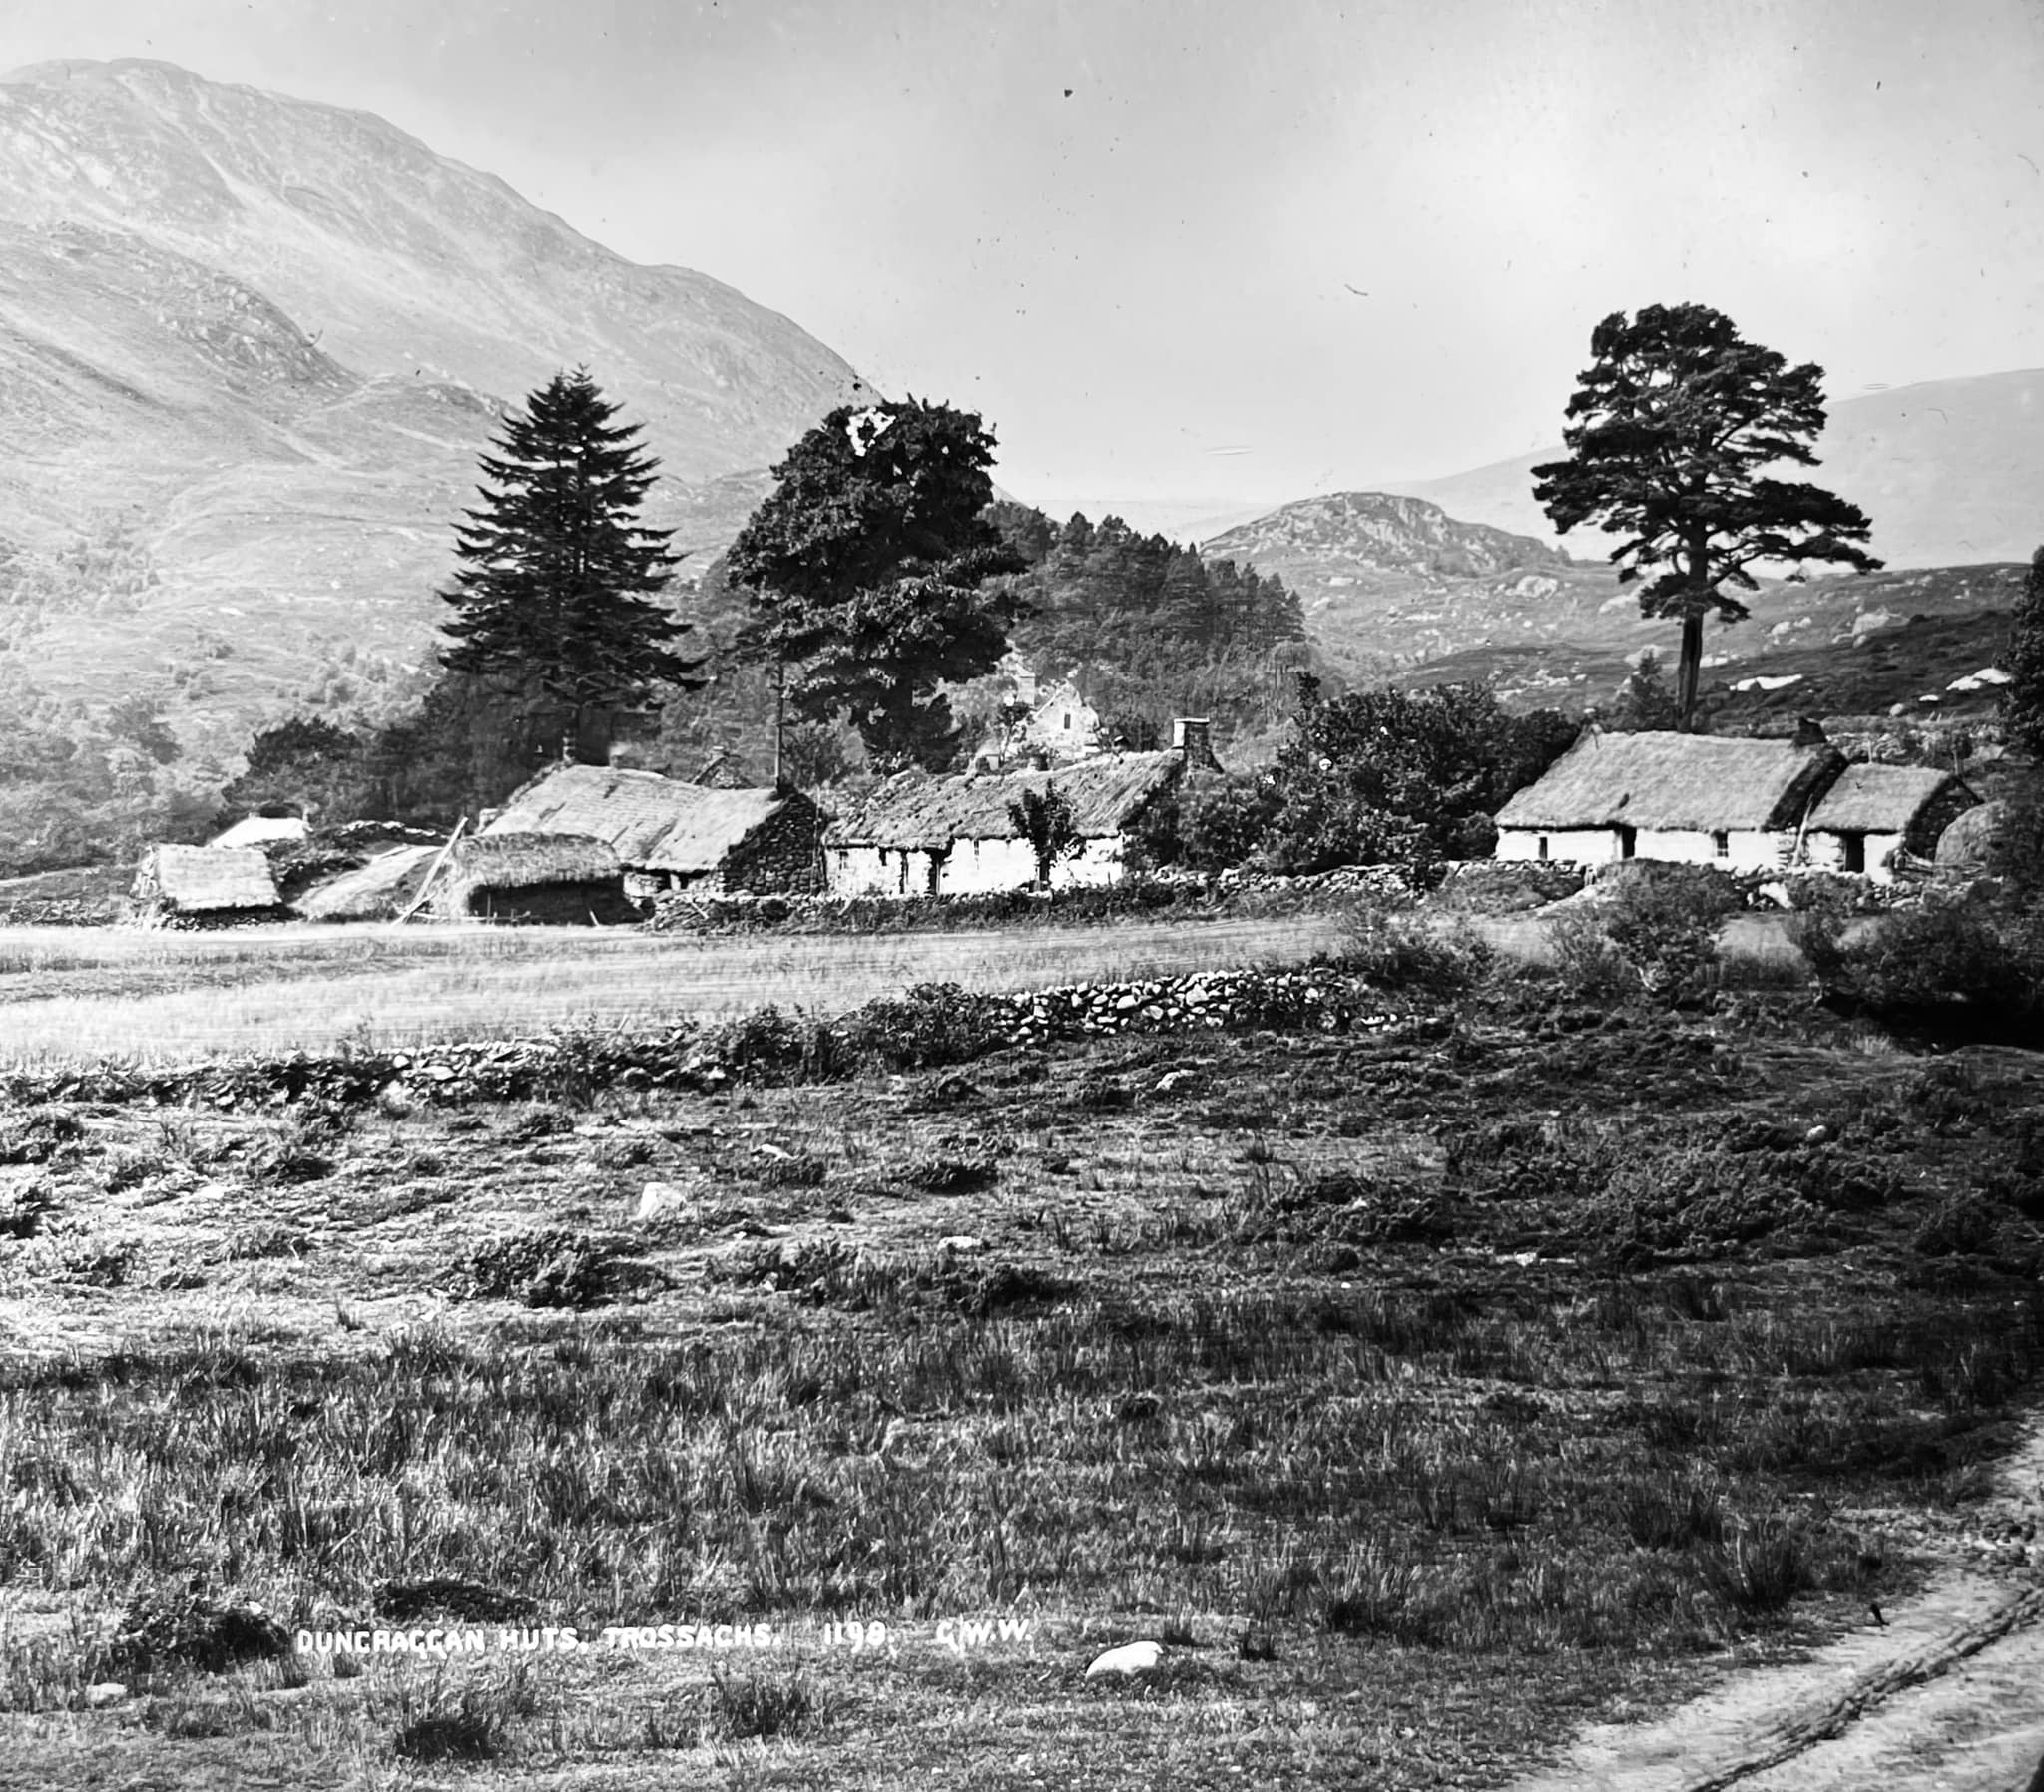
482,764,825,895
292,846,439,922
1494,729,1846,871
1801,764,1980,882
432,834,636,924
132,845,282,923
209,813,310,850
826,723,1220,896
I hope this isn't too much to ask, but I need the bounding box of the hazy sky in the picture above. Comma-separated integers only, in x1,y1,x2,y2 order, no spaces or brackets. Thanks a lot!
4,0,2041,531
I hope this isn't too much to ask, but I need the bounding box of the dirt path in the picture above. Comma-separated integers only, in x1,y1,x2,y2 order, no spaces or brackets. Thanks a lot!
1508,1412,2044,1792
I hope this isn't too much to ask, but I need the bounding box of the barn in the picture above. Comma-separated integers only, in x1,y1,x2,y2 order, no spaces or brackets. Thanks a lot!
482,764,825,896
826,732,1214,897
1801,764,1980,883
132,845,283,924
1493,729,1846,871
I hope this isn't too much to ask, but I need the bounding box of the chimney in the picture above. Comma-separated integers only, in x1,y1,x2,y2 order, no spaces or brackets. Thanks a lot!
1172,717,1219,770
1791,715,1827,748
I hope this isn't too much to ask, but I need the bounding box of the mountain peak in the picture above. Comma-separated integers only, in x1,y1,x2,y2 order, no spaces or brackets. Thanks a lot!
1205,490,1570,578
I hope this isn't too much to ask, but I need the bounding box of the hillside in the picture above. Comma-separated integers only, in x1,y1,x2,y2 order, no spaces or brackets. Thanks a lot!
1380,368,2044,570
0,58,864,717
1201,492,2026,719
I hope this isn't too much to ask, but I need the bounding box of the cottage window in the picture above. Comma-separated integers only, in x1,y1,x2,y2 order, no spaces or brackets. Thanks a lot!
1062,712,1071,729
1713,831,1729,860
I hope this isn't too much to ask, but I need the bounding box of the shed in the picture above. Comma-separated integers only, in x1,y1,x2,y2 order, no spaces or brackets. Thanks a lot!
1802,764,1979,883
824,749,1190,896
483,764,825,895
293,846,439,922
132,845,282,923
1494,730,1845,872
433,833,634,924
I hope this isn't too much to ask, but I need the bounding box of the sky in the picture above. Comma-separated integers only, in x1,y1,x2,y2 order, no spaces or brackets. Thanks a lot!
3,0,2042,535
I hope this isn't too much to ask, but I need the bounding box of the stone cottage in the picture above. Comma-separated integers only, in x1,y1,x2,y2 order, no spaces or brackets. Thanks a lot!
1801,763,1980,882
482,763,826,896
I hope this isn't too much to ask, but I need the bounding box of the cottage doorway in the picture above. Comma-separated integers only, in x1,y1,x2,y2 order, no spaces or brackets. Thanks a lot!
1842,834,1865,874
1617,825,1637,861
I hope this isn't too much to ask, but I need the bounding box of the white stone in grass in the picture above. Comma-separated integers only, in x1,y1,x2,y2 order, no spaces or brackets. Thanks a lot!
1085,1640,1164,1678
83,1682,127,1708
938,1234,984,1253
637,1181,690,1222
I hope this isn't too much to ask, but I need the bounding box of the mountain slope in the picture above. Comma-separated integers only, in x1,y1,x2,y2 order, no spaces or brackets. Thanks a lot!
0,58,865,716
1380,369,2044,570
1200,490,2026,719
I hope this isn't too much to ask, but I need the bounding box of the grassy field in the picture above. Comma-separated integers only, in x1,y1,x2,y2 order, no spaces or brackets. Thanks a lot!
0,913,1345,1068
0,920,2036,1788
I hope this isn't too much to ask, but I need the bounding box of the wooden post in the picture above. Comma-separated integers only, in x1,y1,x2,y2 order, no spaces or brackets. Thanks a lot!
394,815,469,925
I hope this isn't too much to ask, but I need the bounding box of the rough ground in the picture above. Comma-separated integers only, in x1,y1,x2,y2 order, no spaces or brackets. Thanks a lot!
1512,1396,2044,1792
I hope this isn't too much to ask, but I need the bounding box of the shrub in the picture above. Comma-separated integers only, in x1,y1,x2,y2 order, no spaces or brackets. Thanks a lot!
1546,909,1631,1001
1338,899,1494,994
101,1582,291,1679
839,983,1015,1068
1598,863,1741,1002
1799,891,2044,1029
448,1229,618,1309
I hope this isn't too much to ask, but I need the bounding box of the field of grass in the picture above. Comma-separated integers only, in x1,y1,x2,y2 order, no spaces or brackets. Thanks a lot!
0,929,2037,1787
0,913,1345,1068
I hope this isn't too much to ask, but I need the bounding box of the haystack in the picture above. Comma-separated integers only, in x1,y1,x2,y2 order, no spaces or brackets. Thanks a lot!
1934,801,2007,876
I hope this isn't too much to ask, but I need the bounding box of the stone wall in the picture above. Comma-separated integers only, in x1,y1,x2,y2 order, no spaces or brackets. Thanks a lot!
724,793,826,895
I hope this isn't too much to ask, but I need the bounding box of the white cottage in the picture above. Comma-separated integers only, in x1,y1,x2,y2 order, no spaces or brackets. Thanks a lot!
1494,729,1846,871
1802,764,1979,883
825,727,1218,897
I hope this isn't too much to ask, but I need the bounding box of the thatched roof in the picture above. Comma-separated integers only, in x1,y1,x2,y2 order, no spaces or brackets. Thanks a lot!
445,832,621,894
485,764,800,874
1934,800,2006,874
1806,764,1971,835
1495,731,1844,833
293,846,438,922
210,814,309,850
824,751,1185,850
135,845,281,913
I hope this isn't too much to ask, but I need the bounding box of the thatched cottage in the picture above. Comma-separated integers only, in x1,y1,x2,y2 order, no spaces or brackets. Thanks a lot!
132,845,283,923
826,722,1220,896
483,764,825,896
1494,729,1846,872
293,846,439,922
1801,764,1980,882
432,834,635,924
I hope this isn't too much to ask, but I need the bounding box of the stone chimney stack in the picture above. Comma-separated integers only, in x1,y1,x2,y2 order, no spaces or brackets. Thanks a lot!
1791,715,1827,748
1172,717,1219,770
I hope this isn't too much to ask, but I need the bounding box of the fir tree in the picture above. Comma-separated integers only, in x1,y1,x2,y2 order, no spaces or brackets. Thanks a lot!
440,368,702,763
1533,304,1881,729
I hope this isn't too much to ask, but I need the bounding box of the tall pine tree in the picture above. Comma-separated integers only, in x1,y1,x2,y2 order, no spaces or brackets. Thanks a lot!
440,368,702,764
1533,304,1880,730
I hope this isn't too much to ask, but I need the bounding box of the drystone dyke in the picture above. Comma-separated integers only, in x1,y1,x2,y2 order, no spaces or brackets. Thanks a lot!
0,962,1398,1115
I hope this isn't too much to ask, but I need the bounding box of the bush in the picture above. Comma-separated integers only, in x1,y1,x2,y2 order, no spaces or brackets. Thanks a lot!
1798,891,2044,1029
102,1582,291,1679
1338,900,1494,994
1545,909,1632,1001
1598,863,1741,1002
448,1229,619,1309
838,983,1015,1068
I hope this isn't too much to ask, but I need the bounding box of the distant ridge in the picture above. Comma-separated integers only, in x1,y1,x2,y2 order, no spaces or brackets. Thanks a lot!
1377,367,2044,570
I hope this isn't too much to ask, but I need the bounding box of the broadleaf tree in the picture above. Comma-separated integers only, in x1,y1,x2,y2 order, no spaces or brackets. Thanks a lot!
1007,781,1083,889
1532,304,1881,729
726,398,1028,772
439,367,703,765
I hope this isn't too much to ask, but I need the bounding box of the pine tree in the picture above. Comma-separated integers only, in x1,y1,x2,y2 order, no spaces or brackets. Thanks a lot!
1533,304,1881,729
440,368,702,763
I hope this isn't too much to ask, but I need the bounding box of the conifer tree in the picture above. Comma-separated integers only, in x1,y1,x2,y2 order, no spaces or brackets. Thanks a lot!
1533,304,1880,729
2000,547,2044,758
440,367,702,763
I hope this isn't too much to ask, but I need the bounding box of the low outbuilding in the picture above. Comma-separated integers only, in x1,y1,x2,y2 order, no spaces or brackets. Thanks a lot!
432,833,635,924
132,845,283,924
482,764,825,896
1801,763,1980,882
